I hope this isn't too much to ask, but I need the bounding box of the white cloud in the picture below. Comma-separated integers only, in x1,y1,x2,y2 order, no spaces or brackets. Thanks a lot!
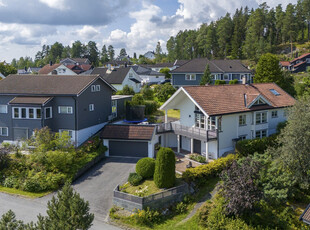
39,0,69,10
0,0,7,7
74,26,100,40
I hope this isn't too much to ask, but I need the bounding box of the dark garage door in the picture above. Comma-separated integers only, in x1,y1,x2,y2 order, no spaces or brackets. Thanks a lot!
109,140,148,157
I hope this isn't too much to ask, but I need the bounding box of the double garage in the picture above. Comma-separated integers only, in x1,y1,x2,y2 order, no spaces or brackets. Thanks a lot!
101,124,158,158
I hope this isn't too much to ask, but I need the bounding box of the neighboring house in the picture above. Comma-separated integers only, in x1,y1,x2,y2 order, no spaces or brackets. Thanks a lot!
141,63,176,72
17,68,29,75
280,53,310,73
0,72,5,79
144,51,155,60
102,60,131,68
174,59,190,68
111,95,133,120
115,55,131,62
27,67,41,74
38,63,77,75
158,83,295,160
132,65,165,85
101,124,158,158
65,64,93,74
171,58,252,87
0,74,116,146
91,67,142,93
300,204,310,225
60,58,91,65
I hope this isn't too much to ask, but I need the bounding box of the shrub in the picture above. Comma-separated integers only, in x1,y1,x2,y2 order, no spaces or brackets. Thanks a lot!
3,176,18,188
116,85,135,95
182,154,238,184
45,150,76,174
154,147,175,188
174,202,188,214
229,79,239,84
189,153,206,163
131,207,162,226
235,136,277,157
141,85,154,100
136,158,155,179
214,80,226,85
144,101,158,115
128,173,143,186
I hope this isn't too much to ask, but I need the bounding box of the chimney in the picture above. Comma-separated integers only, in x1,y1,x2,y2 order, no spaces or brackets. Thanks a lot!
49,61,53,66
242,75,247,84
24,66,27,71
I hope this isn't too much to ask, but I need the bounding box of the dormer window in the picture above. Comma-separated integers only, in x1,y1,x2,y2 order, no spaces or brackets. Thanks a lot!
253,98,266,105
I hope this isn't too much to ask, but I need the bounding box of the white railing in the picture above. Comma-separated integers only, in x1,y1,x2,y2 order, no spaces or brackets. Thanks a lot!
156,122,217,141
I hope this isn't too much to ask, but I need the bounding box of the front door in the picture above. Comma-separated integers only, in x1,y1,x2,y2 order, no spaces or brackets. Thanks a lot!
13,128,28,141
193,139,201,154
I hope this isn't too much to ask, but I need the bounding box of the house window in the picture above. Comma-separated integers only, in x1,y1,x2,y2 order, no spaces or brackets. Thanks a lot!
232,74,240,80
12,107,41,119
129,73,133,78
211,74,215,80
0,105,7,113
208,116,216,130
91,85,101,92
195,113,205,129
218,117,222,131
239,135,247,140
272,111,278,118
270,89,280,96
255,130,267,139
0,127,8,136
185,74,196,81
223,74,229,80
45,107,52,119
58,106,73,114
112,100,117,118
239,115,246,126
256,112,267,124
89,104,95,111
59,129,74,139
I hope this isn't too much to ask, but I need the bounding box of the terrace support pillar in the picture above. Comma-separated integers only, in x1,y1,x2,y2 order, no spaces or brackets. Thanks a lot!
177,135,180,153
165,110,168,123
190,138,194,153
205,141,209,161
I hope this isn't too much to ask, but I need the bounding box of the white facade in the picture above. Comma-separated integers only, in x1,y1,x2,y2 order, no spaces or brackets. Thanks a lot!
113,68,141,93
159,87,289,160
140,74,165,84
47,64,77,75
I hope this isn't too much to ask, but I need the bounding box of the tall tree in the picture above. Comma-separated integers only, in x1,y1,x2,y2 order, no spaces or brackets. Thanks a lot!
217,13,233,58
119,48,127,57
282,3,298,47
302,0,310,41
49,42,64,63
155,41,162,62
101,45,109,63
205,22,218,58
85,41,99,66
108,45,115,61
200,64,212,85
71,41,85,58
166,36,176,62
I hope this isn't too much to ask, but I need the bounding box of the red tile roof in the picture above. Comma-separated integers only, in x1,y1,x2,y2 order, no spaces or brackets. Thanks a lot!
38,64,62,74
291,53,310,63
294,61,306,68
100,124,155,140
280,61,290,66
183,83,296,116
300,204,310,224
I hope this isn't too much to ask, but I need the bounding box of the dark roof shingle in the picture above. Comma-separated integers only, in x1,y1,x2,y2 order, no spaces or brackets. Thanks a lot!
0,74,101,96
91,67,131,84
9,96,53,105
100,124,155,140
38,64,62,74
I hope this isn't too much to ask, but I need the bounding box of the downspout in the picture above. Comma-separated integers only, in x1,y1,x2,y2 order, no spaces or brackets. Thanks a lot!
73,97,78,147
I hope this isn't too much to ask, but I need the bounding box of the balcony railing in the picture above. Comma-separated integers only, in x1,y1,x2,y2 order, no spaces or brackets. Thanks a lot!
156,122,217,141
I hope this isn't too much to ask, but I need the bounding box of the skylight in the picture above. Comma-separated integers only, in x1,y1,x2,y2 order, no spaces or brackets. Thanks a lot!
270,89,280,96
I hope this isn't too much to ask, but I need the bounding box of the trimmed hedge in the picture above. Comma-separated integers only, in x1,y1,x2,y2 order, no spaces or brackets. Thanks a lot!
154,147,176,188
136,158,156,179
182,154,238,184
235,135,277,156
128,173,143,186
214,80,226,85
229,79,239,84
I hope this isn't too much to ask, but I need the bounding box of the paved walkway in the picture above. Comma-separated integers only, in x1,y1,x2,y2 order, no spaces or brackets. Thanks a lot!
0,157,138,230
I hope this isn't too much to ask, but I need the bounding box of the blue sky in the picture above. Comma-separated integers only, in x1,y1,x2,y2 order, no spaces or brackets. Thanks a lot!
0,0,297,62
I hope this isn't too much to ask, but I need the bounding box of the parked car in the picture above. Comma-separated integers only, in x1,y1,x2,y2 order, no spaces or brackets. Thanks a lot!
158,79,171,85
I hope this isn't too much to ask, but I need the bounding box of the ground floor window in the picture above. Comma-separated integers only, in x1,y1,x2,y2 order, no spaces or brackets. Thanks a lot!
0,127,8,136
255,129,267,139
239,135,247,140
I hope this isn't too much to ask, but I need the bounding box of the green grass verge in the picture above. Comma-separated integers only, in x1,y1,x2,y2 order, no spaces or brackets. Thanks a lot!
167,109,180,119
0,186,51,198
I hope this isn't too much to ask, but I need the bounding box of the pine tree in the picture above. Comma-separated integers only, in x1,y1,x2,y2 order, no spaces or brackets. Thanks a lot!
101,45,109,63
217,13,233,58
36,182,94,230
108,45,115,61
205,22,218,59
119,48,127,57
200,64,212,85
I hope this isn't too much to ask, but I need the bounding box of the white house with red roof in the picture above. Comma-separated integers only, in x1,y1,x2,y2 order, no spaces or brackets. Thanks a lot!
158,83,295,159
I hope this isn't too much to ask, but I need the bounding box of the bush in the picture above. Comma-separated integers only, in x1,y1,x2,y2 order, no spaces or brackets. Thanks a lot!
128,173,143,186
131,207,162,226
214,80,226,85
116,85,135,95
45,150,76,174
144,101,159,115
235,136,277,157
154,147,175,188
141,85,154,100
229,79,239,84
182,154,238,184
136,158,155,179
189,153,206,163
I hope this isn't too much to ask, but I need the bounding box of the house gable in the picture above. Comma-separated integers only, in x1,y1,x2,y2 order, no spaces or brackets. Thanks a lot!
247,94,272,108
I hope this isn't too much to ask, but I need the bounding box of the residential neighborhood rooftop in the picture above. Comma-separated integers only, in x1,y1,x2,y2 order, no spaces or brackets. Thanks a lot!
38,63,62,74
91,67,133,84
0,74,105,96
9,96,53,105
171,58,251,73
100,124,156,140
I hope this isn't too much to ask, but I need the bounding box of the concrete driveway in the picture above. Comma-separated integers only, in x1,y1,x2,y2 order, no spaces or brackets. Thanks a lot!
0,157,138,230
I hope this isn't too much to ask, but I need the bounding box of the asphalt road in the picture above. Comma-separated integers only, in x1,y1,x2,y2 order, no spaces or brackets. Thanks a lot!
0,157,138,230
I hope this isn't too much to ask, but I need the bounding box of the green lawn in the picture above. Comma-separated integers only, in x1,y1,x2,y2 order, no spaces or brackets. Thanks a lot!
167,109,180,119
0,186,51,198
120,178,184,197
